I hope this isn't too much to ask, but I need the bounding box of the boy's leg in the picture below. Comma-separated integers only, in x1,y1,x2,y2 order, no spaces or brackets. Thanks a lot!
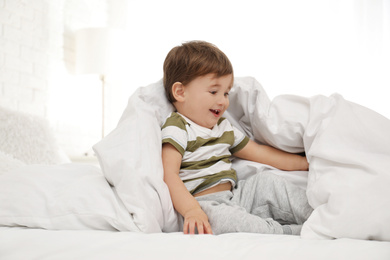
232,172,313,226
196,190,298,235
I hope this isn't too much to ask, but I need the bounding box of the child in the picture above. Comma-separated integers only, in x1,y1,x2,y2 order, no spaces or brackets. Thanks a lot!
161,41,312,235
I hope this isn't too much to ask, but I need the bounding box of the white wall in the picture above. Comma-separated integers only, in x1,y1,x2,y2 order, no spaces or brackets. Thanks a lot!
124,0,390,118
0,0,116,157
1,0,389,158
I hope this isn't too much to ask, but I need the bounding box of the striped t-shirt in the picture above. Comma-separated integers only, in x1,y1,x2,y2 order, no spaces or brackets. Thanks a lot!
161,112,249,195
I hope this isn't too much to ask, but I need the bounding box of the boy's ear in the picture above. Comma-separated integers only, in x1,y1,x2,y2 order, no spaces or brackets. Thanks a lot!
172,82,185,102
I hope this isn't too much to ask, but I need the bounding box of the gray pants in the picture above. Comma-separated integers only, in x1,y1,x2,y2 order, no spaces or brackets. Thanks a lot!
196,172,313,235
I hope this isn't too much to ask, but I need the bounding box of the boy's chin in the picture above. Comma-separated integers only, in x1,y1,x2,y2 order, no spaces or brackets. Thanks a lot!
203,119,219,129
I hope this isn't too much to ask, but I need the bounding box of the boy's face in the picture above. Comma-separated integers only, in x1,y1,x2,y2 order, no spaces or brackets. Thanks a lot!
177,73,233,129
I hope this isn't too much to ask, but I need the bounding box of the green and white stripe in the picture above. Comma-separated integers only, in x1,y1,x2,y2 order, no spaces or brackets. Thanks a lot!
162,112,249,195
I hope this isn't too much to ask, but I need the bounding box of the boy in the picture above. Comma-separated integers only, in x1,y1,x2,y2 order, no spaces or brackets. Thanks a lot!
161,41,312,235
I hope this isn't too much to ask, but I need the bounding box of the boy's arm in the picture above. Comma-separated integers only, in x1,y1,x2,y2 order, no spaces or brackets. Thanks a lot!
162,143,213,234
233,139,309,171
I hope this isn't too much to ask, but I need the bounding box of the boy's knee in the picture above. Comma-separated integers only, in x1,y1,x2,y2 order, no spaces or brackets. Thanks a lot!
251,172,286,191
260,171,284,182
198,201,244,235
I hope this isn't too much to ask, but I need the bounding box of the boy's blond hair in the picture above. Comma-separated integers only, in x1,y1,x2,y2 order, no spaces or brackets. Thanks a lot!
163,41,233,103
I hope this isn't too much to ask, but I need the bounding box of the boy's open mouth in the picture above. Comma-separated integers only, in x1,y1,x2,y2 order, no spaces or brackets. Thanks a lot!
210,109,221,116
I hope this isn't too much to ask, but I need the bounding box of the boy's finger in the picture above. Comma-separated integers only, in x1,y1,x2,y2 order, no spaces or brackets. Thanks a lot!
205,222,213,234
183,220,190,234
188,221,196,234
197,222,204,234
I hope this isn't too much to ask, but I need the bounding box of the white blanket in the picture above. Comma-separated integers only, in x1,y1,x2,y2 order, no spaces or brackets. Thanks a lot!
93,77,390,240
302,95,390,240
1,77,389,241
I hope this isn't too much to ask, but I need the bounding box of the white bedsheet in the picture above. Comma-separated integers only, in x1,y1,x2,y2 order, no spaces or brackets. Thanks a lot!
1,227,389,260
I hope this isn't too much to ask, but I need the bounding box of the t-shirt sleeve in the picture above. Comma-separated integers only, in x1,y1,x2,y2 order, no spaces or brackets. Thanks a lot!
161,113,188,156
229,125,250,154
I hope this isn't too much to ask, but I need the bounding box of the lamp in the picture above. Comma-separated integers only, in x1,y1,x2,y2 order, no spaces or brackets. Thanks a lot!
74,27,124,138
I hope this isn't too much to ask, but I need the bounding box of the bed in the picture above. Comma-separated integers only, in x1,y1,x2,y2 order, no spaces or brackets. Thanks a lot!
1,77,390,259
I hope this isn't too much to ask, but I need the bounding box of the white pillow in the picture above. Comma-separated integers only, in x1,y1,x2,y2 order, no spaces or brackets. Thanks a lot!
0,150,25,175
0,164,136,231
0,106,68,164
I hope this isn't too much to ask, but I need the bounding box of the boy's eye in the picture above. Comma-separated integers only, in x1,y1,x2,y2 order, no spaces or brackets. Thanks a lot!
210,91,217,95
224,92,229,97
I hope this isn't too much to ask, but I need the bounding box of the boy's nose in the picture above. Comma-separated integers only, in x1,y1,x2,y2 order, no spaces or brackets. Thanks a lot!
218,95,228,106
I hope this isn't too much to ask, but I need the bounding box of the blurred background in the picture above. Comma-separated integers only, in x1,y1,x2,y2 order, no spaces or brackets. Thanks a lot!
1,0,389,158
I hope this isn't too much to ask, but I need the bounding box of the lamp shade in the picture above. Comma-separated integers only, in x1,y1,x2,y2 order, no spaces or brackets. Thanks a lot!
74,28,125,75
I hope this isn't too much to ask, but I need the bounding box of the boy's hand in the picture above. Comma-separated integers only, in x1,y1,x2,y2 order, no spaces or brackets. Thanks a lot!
301,156,309,171
183,207,213,235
